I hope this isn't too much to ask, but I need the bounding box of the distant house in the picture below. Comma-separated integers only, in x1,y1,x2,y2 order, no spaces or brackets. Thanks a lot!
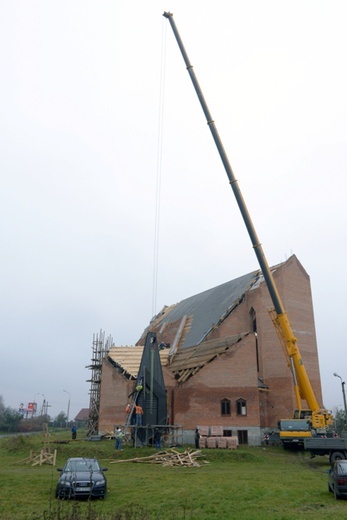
98,255,323,446
74,408,89,427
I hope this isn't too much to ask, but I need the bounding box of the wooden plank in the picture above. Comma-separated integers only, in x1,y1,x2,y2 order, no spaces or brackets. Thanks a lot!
109,448,203,467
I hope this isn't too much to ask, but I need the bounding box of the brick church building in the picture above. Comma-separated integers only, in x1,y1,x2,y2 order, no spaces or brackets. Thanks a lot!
97,255,324,446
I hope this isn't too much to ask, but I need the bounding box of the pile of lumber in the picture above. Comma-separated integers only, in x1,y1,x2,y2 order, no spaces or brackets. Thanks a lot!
100,429,114,439
110,448,206,467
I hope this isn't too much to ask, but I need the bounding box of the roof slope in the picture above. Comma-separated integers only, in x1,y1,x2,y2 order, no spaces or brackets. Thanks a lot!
147,270,259,350
74,408,89,421
108,260,296,384
108,346,170,379
169,333,248,383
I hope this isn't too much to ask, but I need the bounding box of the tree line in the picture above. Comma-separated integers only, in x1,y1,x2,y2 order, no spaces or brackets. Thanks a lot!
0,396,69,432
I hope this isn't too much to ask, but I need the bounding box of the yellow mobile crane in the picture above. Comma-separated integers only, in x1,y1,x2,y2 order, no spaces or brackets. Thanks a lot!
163,12,333,445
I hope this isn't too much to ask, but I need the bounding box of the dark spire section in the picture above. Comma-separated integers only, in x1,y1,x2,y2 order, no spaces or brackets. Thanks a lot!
131,332,167,444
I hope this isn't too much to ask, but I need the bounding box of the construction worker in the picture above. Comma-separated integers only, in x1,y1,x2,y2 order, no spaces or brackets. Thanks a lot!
71,424,77,440
135,375,144,394
154,428,162,449
134,404,143,426
194,428,200,449
115,426,124,450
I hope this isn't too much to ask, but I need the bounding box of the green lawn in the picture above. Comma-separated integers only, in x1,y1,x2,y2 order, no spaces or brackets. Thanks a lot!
0,431,346,519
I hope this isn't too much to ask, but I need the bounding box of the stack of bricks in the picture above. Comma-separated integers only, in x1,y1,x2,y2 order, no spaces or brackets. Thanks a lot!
226,437,238,449
197,425,238,450
215,436,238,449
206,436,217,448
217,437,227,448
210,426,223,437
198,426,210,436
198,425,209,448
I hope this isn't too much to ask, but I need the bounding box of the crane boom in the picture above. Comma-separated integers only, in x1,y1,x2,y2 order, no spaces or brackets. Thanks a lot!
163,11,332,433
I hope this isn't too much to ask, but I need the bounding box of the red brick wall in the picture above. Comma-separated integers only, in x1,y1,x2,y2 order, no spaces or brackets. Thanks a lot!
171,334,260,428
98,255,323,437
98,360,134,433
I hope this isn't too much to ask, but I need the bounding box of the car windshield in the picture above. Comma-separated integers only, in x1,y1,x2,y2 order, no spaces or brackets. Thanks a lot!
65,460,100,472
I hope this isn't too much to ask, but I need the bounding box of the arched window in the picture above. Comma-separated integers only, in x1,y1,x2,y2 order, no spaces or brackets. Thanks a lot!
221,398,231,416
236,398,247,416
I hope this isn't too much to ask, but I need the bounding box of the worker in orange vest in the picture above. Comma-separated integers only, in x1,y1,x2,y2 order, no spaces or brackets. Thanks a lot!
134,404,143,426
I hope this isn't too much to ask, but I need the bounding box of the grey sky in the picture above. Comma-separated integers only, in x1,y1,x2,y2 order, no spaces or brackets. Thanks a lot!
1,1,346,420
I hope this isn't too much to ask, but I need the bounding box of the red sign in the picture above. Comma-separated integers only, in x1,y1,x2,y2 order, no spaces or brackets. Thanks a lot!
27,402,37,412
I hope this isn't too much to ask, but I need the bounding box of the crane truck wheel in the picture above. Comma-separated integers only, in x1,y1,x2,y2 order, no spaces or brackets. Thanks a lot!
330,451,345,463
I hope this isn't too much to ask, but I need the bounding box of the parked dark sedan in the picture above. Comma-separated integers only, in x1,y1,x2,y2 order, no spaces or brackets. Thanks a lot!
328,460,347,499
56,457,108,499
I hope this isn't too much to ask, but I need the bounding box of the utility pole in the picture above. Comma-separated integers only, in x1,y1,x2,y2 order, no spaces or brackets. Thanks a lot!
334,373,347,429
63,390,71,428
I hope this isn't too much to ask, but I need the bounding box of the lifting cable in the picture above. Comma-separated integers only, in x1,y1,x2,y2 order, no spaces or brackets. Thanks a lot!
151,19,167,318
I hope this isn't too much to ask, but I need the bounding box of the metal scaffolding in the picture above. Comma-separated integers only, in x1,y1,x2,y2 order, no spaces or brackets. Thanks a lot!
86,330,112,437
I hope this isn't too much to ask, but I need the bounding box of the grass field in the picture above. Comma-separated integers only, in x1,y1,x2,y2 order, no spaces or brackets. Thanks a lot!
0,430,346,520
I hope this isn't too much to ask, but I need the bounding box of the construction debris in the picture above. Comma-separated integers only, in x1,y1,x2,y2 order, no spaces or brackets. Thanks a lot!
110,448,206,467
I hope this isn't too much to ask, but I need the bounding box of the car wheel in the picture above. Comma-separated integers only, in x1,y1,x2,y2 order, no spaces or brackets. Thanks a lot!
328,483,333,493
330,452,345,463
334,487,341,500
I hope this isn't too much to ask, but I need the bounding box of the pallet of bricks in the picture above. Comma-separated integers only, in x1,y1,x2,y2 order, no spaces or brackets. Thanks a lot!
198,426,238,450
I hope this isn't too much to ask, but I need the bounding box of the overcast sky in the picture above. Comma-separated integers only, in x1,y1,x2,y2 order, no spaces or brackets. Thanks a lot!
1,1,347,421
